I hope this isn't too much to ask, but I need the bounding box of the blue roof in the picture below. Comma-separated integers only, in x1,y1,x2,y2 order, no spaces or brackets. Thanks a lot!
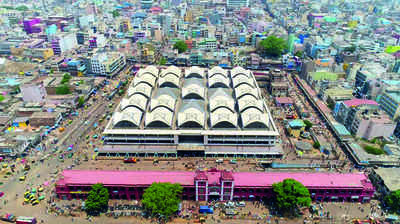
288,119,305,128
333,123,351,136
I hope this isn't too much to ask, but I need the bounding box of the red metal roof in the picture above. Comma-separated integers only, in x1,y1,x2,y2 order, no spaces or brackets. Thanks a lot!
343,99,378,108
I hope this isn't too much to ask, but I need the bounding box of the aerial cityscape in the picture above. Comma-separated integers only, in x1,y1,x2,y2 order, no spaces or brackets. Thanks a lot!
0,0,399,223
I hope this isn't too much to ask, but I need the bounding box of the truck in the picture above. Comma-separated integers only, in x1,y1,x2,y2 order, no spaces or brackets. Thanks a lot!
0,213,16,223
123,158,137,163
16,216,37,224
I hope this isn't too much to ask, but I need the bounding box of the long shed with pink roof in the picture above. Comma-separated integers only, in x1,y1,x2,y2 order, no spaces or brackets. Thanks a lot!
56,169,374,202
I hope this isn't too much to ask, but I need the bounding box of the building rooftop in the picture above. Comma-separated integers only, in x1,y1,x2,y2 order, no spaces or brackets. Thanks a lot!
343,98,379,108
374,168,400,192
57,170,373,190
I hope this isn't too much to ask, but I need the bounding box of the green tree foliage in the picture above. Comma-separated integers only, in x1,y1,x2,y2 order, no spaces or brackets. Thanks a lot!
313,141,321,149
112,9,120,18
0,95,5,102
385,190,400,214
85,183,109,216
294,51,303,58
173,40,188,54
303,120,313,131
61,73,72,84
142,182,183,219
55,85,71,95
272,179,311,215
363,145,385,155
15,5,28,11
158,57,167,65
258,36,288,57
344,45,356,53
78,96,85,107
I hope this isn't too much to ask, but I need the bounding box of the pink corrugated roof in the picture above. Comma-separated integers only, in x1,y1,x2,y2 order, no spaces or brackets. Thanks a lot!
343,99,378,107
233,172,369,188
275,97,294,104
58,170,196,186
57,170,371,189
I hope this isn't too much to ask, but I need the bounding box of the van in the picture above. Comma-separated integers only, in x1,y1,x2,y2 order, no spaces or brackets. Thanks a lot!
216,159,223,164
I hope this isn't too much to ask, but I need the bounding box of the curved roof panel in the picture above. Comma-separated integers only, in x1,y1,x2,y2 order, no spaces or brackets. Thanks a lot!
160,65,181,78
232,75,254,88
120,94,148,111
138,65,159,78
133,73,157,87
210,107,238,129
158,73,180,88
208,66,228,78
241,108,269,129
112,107,143,128
150,88,178,112
231,66,251,78
208,74,230,88
127,83,152,98
209,88,235,112
145,107,174,128
185,66,205,78
178,100,205,128
234,84,259,99
182,79,205,99
237,95,264,113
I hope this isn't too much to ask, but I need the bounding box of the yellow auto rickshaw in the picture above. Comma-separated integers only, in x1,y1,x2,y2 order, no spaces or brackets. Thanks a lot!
38,187,44,192
32,200,39,205
19,176,26,181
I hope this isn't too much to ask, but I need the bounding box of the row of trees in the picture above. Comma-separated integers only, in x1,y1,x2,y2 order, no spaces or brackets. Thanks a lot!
170,36,288,58
85,179,311,219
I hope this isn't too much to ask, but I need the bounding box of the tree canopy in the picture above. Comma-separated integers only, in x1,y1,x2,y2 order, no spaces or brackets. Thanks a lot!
15,5,29,11
142,182,183,219
258,36,288,57
173,40,188,54
313,141,321,149
294,51,303,58
272,178,311,215
112,9,120,18
61,73,72,84
85,183,109,216
55,85,71,95
158,56,167,65
385,190,400,214
77,96,85,107
303,120,313,131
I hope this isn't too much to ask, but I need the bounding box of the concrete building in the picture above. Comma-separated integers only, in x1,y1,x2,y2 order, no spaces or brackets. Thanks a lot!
20,81,47,103
227,0,249,9
51,33,78,55
56,170,374,203
370,168,400,196
90,52,126,76
379,89,400,121
334,99,395,140
102,66,281,158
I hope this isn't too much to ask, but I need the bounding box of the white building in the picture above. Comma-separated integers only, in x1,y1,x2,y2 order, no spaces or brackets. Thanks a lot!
90,52,126,76
227,0,249,8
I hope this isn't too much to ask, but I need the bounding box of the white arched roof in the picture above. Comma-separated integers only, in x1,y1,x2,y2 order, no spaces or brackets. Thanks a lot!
150,88,178,112
127,83,152,98
178,100,205,128
237,95,264,113
209,88,235,112
145,107,174,128
210,107,238,128
232,75,254,88
241,108,269,129
185,66,204,78
231,66,251,78
208,74,230,88
133,73,157,87
160,65,181,78
234,83,259,99
137,66,159,78
182,79,205,99
120,94,148,111
112,107,143,128
158,73,180,88
208,66,228,78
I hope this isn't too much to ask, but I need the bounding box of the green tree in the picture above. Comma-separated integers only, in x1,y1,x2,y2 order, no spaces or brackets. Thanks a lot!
173,40,188,54
294,51,303,58
85,183,109,216
313,141,321,149
158,57,167,65
385,190,400,214
61,73,72,84
258,36,288,57
303,120,313,131
272,179,311,216
15,5,28,11
344,45,356,53
112,9,120,18
55,85,71,95
77,96,85,107
142,182,183,219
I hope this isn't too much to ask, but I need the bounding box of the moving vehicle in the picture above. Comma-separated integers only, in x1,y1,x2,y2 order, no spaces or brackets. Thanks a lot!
229,159,237,164
216,159,223,164
123,158,137,163
16,216,37,224
19,176,26,181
